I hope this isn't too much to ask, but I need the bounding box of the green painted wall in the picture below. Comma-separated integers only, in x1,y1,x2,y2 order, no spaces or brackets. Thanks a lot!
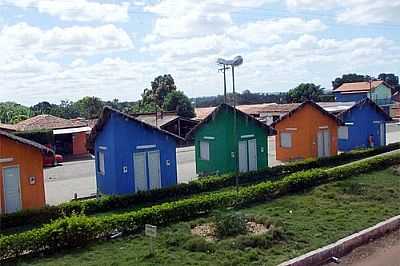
370,84,392,101
194,106,268,175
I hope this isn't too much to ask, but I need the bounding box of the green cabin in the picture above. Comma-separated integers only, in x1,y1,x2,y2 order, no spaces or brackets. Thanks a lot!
187,104,276,176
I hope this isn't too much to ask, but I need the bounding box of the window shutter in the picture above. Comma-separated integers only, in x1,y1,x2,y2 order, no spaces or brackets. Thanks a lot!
200,141,210,161
280,132,292,148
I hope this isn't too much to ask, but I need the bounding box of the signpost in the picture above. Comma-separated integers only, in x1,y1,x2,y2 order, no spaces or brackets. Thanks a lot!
145,224,157,254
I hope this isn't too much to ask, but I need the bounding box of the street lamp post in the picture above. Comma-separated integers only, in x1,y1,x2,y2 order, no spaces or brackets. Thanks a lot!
217,56,243,193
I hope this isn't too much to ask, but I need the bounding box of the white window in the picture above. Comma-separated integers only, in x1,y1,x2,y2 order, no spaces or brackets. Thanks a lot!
280,132,292,148
338,126,349,140
199,141,210,161
98,151,105,175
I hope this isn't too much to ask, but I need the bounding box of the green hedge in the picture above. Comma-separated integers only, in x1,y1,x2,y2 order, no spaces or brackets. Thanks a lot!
14,130,54,146
1,142,399,231
1,152,399,260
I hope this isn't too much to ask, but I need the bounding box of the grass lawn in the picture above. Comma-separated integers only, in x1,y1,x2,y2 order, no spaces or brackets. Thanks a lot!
14,168,400,266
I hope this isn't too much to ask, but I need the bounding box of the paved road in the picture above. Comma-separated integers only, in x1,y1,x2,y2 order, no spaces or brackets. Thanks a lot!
326,229,400,266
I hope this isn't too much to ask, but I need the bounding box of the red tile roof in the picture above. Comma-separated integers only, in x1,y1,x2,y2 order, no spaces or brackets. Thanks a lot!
0,123,17,131
334,80,385,93
14,115,86,131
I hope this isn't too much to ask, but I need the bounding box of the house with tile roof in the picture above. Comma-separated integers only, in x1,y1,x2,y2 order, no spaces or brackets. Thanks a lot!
9,114,91,156
333,81,393,110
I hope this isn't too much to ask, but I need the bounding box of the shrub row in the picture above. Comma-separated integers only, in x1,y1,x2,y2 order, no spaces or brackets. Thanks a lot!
1,152,400,260
2,142,399,231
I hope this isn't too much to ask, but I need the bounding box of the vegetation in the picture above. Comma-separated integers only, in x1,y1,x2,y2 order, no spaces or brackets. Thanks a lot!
8,167,400,265
3,143,399,232
287,83,327,103
1,152,400,261
214,212,247,238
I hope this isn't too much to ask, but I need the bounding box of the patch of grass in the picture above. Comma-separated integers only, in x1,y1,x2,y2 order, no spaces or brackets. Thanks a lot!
13,169,400,266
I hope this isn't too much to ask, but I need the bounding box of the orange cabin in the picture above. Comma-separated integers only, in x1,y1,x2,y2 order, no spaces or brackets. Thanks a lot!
0,130,53,214
272,101,343,162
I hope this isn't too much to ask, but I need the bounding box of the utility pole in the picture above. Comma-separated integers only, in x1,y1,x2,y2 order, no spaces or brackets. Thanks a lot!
232,65,238,193
218,65,230,103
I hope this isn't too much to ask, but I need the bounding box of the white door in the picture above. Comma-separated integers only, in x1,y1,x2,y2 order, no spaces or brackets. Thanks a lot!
317,129,330,158
3,166,21,213
133,152,147,192
248,139,258,172
323,130,331,157
238,141,248,173
147,150,161,190
380,123,385,146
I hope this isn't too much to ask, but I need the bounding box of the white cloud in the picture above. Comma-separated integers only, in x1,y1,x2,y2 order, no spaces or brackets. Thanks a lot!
228,18,326,45
1,0,130,22
0,23,134,56
144,0,273,38
286,0,400,24
337,0,400,25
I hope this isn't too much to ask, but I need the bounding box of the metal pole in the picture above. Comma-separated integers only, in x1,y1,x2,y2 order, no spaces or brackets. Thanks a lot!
223,65,227,104
232,66,239,193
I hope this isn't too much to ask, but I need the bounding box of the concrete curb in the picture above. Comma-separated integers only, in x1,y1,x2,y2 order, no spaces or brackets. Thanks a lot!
279,215,400,266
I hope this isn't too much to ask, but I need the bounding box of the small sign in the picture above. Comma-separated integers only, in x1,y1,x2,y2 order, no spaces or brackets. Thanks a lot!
29,176,36,185
145,224,157,238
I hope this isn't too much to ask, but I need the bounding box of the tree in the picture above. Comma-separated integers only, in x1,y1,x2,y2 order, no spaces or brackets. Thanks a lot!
163,91,195,118
0,102,32,124
332,73,372,90
287,83,325,103
378,73,400,91
142,74,177,108
31,101,53,115
74,96,104,119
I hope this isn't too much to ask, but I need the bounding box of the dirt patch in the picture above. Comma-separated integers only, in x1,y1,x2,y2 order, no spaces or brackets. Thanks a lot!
390,165,400,175
191,221,270,241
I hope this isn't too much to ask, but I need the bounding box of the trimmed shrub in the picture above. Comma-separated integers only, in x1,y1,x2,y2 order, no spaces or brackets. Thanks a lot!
1,143,399,231
1,153,400,260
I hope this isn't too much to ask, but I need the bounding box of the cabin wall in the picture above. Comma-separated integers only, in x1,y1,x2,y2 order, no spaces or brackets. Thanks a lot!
275,104,338,162
0,136,45,213
338,104,388,152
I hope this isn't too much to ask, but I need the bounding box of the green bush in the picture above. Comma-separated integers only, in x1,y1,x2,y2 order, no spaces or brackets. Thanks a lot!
214,212,247,238
183,237,215,253
3,143,399,232
1,153,399,261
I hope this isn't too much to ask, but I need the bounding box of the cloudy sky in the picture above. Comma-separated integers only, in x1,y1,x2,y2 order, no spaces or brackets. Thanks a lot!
0,0,399,106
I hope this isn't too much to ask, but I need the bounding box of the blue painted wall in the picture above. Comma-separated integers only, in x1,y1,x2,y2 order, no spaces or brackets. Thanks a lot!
334,92,367,102
338,103,388,152
94,112,178,195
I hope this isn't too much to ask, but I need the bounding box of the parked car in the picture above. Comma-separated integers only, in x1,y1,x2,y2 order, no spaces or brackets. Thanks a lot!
43,154,63,167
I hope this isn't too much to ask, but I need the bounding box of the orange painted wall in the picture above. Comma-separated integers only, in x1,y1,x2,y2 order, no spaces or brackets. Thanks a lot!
72,132,88,156
275,104,339,162
0,135,45,213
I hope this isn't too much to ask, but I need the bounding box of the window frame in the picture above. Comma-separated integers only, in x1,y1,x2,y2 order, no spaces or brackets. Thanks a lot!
97,151,105,175
280,132,292,149
199,141,210,161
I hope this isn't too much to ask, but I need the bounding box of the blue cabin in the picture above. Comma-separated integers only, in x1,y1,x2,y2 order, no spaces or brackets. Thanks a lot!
89,107,183,195
335,98,392,152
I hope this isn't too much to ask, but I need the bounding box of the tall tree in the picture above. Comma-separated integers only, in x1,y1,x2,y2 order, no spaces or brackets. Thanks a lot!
287,83,325,103
332,73,372,90
163,91,195,118
74,96,104,119
142,74,177,108
378,73,400,91
0,102,32,124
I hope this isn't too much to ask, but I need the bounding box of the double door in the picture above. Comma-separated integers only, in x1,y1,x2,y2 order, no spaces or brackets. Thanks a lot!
317,129,331,158
238,139,257,173
2,166,22,213
133,150,161,192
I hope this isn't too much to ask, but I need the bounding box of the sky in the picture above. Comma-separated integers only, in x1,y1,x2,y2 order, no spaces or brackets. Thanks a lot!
0,0,399,106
